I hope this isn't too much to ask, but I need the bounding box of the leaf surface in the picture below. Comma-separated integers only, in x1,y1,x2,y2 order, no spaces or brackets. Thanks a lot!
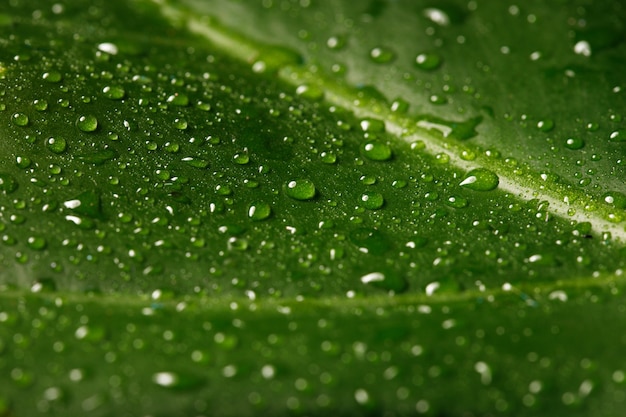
0,0,625,416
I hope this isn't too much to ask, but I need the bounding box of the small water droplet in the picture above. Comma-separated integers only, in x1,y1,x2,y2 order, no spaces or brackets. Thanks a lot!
248,202,271,221
295,84,324,101
97,42,119,55
460,168,499,191
284,179,316,200
445,195,468,208
11,112,29,127
320,152,337,164
537,119,554,132
369,46,395,63
326,35,347,50
42,71,62,83
152,371,204,390
415,53,442,70
27,236,47,250
564,137,585,150
602,191,626,209
102,85,125,100
182,157,209,169
31,278,57,293
33,99,48,111
360,271,407,293
360,192,384,210
76,115,98,132
609,129,626,142
46,137,67,154
233,151,250,165
361,141,392,161
173,118,188,130
167,93,189,106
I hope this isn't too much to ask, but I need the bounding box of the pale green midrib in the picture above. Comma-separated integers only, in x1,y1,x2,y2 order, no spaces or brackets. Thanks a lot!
2,269,624,311
155,0,626,242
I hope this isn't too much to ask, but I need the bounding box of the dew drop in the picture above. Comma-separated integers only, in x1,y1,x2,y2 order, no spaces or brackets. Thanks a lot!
361,141,392,161
295,84,324,101
76,115,98,132
445,195,468,208
42,71,62,83
320,152,337,164
152,371,204,390
369,46,395,63
284,179,316,200
233,152,250,165
27,236,47,250
360,118,385,133
602,191,626,209
11,112,29,127
31,278,57,293
46,137,67,154
173,118,188,130
609,129,626,142
415,53,442,70
167,93,190,106
102,85,125,100
360,271,407,293
459,168,499,191
564,137,585,150
97,42,119,55
248,202,271,221
537,119,554,132
326,35,346,50
360,192,384,210
33,99,48,111
182,157,209,169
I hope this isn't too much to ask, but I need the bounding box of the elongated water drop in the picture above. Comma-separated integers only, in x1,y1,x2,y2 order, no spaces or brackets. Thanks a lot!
284,179,316,200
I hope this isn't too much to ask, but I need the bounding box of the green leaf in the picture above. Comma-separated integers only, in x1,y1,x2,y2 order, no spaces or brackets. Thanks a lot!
0,0,625,416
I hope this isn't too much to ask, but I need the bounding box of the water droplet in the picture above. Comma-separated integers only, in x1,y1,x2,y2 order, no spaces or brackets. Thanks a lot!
233,152,250,165
33,99,48,111
11,112,29,126
537,119,554,132
390,98,409,113
248,202,271,221
445,195,468,208
16,156,31,168
360,118,385,133
76,115,98,132
182,157,209,169
361,141,392,161
564,137,585,150
602,191,626,209
369,46,395,63
167,93,189,106
75,324,105,342
152,371,204,390
295,84,324,101
102,85,125,100
326,35,346,50
27,236,47,250
31,278,57,293
42,71,62,83
360,271,407,293
46,137,67,154
284,179,316,200
573,40,592,57
360,192,384,210
0,173,18,194
415,53,442,70
609,129,626,142
97,42,119,55
173,118,188,130
320,152,337,164
460,168,499,191
416,116,482,140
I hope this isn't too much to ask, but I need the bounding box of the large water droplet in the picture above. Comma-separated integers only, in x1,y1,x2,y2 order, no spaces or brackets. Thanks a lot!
369,46,395,63
459,168,499,191
564,137,584,150
102,85,125,100
167,93,189,106
284,179,316,200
